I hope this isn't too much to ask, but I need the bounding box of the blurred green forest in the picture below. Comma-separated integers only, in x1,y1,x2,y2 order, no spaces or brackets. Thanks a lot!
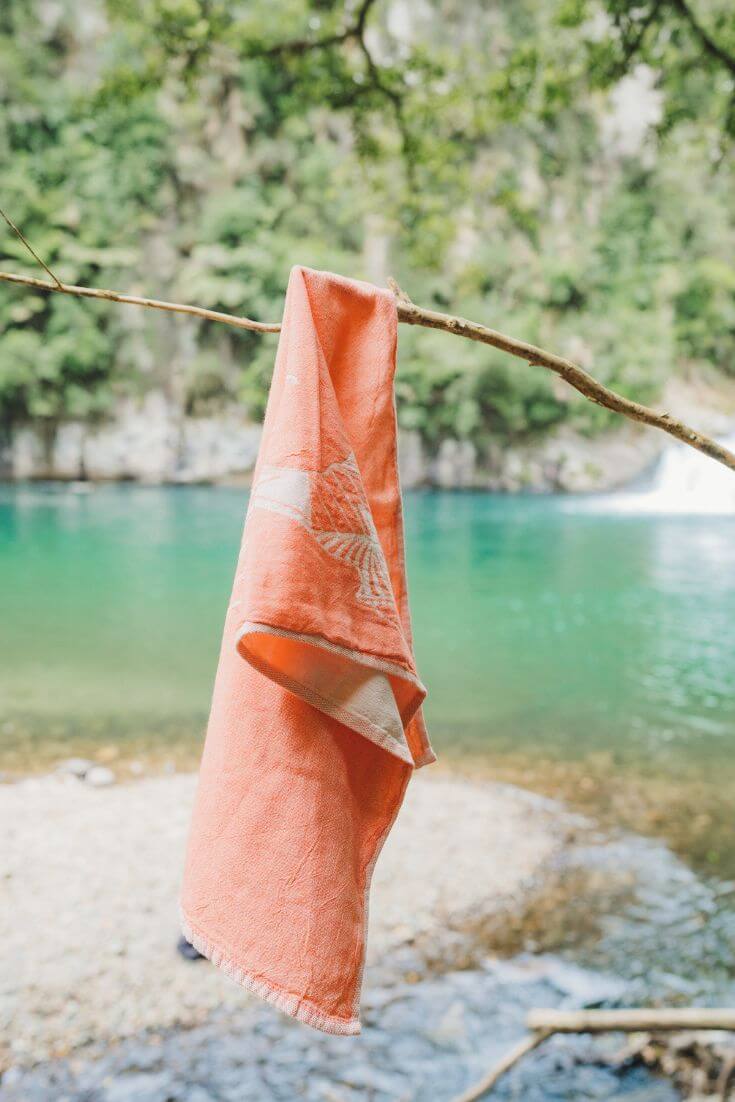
0,0,734,450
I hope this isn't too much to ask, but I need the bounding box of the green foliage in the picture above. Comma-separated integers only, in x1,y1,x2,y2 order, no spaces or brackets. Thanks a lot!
675,259,735,370
555,0,735,142
396,313,568,446
0,0,734,454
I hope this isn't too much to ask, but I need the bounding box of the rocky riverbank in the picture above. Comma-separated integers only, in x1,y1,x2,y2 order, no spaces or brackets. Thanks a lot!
4,767,735,1101
4,375,734,492
0,954,682,1102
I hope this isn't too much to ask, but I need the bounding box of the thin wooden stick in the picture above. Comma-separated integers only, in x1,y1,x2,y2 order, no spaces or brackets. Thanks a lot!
0,265,733,473
0,207,63,288
528,1007,735,1033
451,1008,735,1102
452,1029,552,1102
0,270,280,333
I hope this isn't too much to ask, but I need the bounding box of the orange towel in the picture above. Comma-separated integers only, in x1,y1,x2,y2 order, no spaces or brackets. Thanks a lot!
181,265,434,1035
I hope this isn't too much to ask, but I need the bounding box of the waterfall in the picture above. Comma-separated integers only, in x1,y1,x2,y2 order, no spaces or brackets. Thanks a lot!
574,434,735,515
642,435,735,513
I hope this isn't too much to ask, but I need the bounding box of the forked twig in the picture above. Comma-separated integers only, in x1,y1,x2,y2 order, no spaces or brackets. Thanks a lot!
451,1029,552,1102
0,207,64,288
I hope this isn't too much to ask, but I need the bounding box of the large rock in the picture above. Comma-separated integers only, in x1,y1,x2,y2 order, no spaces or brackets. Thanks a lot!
83,392,179,482
7,373,733,491
56,758,94,779
84,766,116,788
11,427,48,479
430,439,477,489
176,416,261,483
7,394,263,484
400,425,662,493
51,422,86,479
480,424,663,493
397,429,427,489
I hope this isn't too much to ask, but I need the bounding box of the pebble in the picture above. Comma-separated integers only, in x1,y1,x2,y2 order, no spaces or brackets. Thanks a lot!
96,746,120,764
56,758,94,779
103,1071,177,1102
84,766,116,787
428,1000,471,1050
538,958,628,1006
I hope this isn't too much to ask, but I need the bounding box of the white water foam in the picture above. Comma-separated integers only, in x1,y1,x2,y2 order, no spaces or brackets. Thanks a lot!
570,433,735,515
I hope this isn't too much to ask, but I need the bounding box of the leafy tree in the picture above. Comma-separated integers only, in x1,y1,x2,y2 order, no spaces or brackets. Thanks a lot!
0,0,733,453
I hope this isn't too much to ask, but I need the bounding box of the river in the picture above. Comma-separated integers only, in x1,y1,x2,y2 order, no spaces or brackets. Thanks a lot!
2,439,735,875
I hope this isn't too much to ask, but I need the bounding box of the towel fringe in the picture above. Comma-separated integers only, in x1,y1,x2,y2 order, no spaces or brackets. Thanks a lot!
179,910,361,1036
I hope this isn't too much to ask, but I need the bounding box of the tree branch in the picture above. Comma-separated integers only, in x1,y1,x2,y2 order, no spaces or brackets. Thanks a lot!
614,1,663,76
0,270,280,333
248,0,413,164
393,287,735,474
249,0,379,59
668,0,735,77
0,266,733,474
528,1007,735,1033
355,30,413,162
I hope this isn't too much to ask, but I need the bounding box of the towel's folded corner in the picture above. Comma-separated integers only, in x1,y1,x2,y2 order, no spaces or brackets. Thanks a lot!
236,620,425,766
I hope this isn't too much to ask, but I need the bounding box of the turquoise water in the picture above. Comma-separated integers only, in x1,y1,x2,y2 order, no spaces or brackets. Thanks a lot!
2,481,735,866
415,492,735,772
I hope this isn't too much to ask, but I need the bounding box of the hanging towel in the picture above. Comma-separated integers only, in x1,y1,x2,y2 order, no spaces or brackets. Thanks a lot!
180,265,434,1035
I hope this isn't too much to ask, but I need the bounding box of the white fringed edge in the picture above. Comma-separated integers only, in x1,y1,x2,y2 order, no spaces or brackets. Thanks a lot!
179,910,361,1036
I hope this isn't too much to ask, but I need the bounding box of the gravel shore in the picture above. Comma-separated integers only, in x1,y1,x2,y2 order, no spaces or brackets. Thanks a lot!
2,769,568,1070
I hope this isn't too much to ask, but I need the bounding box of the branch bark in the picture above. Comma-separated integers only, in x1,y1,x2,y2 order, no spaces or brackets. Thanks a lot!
394,292,735,473
614,2,663,76
250,0,379,59
0,265,733,474
528,1008,735,1033
0,270,280,333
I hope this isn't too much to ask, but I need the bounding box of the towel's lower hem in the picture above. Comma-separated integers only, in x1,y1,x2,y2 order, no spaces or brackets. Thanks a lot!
179,910,361,1036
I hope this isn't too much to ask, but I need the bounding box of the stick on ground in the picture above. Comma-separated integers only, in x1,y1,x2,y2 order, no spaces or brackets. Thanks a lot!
452,1008,735,1102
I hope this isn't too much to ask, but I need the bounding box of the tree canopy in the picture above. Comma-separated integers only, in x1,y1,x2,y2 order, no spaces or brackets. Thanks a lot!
1,0,733,449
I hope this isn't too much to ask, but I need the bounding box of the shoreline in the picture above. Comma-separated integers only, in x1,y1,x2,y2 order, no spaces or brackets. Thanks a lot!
4,730,735,882
5,725,734,884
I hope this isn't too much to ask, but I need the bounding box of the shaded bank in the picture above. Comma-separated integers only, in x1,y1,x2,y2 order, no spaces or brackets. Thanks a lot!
3,376,733,492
